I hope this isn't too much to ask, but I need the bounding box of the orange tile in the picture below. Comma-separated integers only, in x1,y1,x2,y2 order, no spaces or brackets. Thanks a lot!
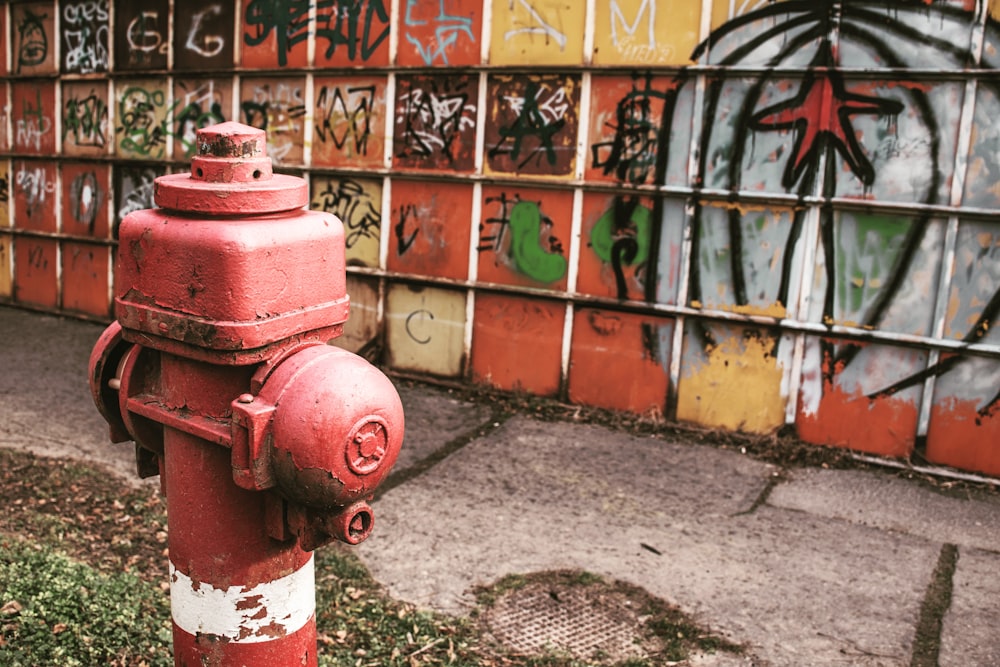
568,308,671,415
795,339,922,458
397,0,482,67
0,234,11,298
577,191,657,301
11,80,56,155
478,186,571,290
387,180,472,280
13,161,57,233
61,241,110,317
925,397,1000,476
586,75,676,185
241,5,308,68
14,237,58,308
62,163,110,238
471,293,563,396
314,2,390,67
312,75,386,168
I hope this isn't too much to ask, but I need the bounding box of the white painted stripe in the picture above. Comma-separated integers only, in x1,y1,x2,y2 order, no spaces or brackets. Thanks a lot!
170,556,315,643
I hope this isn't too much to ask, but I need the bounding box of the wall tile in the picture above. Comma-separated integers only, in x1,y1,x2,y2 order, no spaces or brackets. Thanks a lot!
478,185,571,290
471,292,563,396
240,1,308,68
114,0,169,70
386,283,466,377
115,79,170,160
0,234,11,298
11,2,57,75
61,0,110,74
393,73,478,172
591,0,700,66
13,160,57,233
62,163,110,239
310,174,382,268
173,3,234,70
313,75,386,168
568,308,671,414
240,76,307,166
62,81,110,157
796,337,923,458
489,0,583,66
387,179,472,281
484,73,580,177
172,78,229,161
14,236,58,307
11,80,56,155
397,0,482,67
60,241,109,317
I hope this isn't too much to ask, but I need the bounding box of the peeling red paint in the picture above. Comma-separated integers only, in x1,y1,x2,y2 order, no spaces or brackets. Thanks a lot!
925,399,1000,476
796,380,918,458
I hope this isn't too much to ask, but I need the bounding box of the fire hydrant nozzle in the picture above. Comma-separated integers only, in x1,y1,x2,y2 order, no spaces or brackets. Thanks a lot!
155,121,308,215
88,121,404,666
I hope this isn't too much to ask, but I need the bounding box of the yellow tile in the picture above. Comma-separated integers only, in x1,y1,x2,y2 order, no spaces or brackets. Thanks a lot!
676,326,785,433
386,284,466,377
593,0,701,65
490,0,584,65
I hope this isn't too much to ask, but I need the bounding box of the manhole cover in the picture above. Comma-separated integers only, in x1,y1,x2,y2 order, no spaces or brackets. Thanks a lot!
481,580,648,663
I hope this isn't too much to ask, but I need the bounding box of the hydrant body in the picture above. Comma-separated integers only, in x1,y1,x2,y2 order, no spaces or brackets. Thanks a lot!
89,122,403,666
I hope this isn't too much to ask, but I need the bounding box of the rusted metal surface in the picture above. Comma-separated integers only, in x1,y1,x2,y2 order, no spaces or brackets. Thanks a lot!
88,122,404,665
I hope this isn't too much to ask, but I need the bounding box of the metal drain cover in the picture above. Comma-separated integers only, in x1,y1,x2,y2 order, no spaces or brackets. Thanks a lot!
481,581,648,662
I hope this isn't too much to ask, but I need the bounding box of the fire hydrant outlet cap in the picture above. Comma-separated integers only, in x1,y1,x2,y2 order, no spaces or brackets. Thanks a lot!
262,346,404,510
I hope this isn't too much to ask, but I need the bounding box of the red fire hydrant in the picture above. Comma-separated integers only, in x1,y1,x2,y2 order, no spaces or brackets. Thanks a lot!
88,122,404,666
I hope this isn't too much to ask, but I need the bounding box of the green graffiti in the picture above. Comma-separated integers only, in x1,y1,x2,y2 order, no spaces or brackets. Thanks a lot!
509,200,567,283
590,203,651,265
836,213,908,315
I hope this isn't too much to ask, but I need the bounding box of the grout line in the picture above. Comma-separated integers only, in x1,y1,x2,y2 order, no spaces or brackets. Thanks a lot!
374,409,513,497
732,470,784,516
910,543,958,667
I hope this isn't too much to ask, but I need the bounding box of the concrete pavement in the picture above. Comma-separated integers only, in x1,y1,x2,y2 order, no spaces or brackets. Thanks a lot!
3,305,999,666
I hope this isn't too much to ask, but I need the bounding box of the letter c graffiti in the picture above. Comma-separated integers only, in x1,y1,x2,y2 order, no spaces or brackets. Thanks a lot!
405,309,433,344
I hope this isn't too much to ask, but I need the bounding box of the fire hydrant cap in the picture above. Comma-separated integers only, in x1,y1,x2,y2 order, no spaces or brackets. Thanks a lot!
261,346,404,510
154,122,308,215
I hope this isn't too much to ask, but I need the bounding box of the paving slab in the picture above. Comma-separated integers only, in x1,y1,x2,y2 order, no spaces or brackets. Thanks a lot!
361,416,778,615
391,382,494,473
359,416,942,665
940,547,1000,667
768,467,1000,552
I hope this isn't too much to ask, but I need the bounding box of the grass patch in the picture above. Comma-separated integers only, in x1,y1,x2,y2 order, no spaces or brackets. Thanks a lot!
0,448,737,666
0,538,172,666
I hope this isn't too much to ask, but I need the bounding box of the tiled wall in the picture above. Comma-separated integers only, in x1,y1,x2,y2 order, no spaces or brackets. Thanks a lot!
2,0,999,475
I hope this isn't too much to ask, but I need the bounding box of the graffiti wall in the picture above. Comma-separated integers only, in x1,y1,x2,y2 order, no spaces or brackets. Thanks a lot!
1,0,998,475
